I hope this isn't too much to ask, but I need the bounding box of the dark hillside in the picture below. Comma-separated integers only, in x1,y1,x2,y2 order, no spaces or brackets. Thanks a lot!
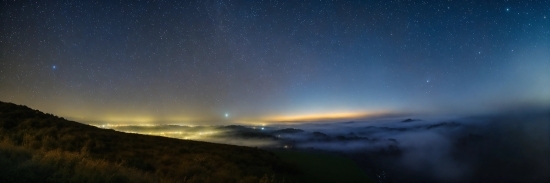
0,101,299,183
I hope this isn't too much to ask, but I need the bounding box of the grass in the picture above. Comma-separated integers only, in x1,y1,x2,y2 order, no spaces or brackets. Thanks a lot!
273,150,373,183
0,101,374,182
0,101,299,182
0,140,156,183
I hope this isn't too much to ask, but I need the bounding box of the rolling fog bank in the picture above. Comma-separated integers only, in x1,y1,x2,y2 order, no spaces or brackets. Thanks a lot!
103,109,550,182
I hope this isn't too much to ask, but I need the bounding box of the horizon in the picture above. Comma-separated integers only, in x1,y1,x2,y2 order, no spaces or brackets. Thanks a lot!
1,0,549,125
4,100,548,126
1,1,549,181
1,98,548,182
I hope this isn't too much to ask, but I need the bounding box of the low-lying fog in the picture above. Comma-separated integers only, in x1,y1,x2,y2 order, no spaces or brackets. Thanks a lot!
101,109,549,182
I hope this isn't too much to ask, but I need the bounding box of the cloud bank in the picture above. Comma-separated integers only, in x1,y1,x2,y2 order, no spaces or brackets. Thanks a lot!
103,108,550,182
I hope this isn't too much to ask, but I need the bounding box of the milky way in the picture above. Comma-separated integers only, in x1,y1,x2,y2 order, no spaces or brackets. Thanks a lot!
1,0,548,124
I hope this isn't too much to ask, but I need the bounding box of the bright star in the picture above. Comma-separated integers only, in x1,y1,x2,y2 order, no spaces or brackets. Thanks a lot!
427,80,430,83
224,113,228,118
506,8,509,11
52,65,56,69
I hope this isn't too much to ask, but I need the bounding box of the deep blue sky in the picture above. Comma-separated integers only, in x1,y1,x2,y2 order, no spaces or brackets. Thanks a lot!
1,0,548,124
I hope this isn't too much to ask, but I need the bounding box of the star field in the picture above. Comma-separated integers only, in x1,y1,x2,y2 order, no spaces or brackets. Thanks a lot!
1,0,548,124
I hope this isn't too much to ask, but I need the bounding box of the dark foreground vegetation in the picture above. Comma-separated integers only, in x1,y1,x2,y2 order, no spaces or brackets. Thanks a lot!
0,101,300,183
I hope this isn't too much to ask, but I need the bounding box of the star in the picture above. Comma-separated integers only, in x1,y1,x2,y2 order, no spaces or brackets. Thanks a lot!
2,0,548,130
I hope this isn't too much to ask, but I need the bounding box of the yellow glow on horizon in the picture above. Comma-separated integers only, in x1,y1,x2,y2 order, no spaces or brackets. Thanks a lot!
101,116,156,123
75,115,198,125
69,110,390,126
261,110,388,123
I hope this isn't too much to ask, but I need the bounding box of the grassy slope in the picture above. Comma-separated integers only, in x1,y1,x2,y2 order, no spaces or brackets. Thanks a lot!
274,150,373,183
0,142,156,183
0,101,299,183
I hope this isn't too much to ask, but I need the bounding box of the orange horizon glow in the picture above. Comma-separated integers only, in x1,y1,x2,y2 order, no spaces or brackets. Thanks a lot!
67,110,393,126
259,110,390,123
72,115,196,125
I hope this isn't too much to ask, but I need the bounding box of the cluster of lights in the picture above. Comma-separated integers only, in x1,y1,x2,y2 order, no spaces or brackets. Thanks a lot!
101,126,219,141
92,124,158,128
90,123,276,143
91,123,202,129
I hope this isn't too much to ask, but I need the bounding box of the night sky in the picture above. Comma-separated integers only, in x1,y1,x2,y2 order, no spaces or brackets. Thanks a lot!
1,0,549,125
